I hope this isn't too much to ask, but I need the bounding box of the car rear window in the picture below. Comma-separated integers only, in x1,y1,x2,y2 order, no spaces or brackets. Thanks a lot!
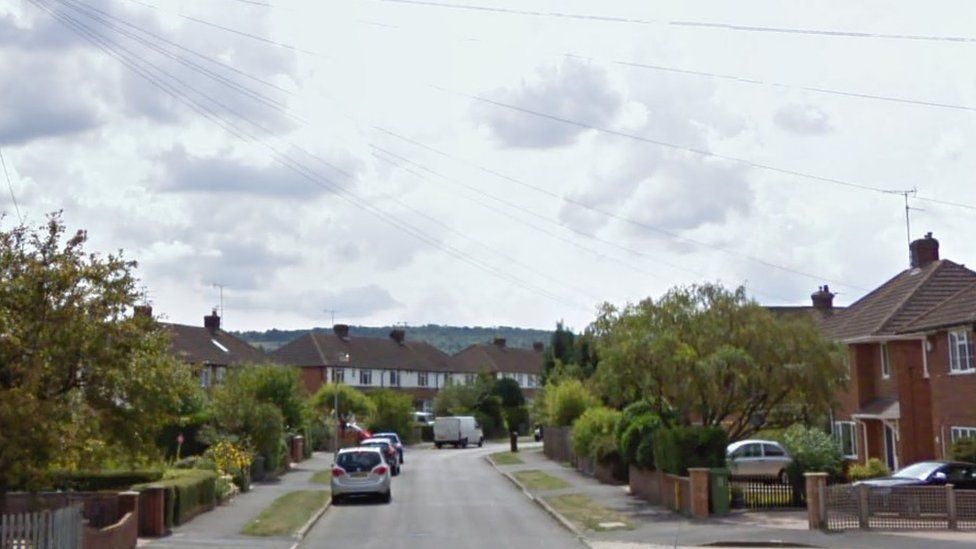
763,444,785,457
363,441,390,451
337,451,382,471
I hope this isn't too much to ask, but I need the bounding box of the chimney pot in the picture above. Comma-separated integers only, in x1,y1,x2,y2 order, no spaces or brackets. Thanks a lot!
333,324,350,340
910,232,940,268
204,309,220,333
389,328,405,345
811,285,835,316
493,338,506,348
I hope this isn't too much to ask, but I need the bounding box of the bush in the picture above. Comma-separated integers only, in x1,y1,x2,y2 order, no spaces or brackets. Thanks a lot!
545,379,597,427
619,413,662,469
250,403,285,472
653,426,728,476
47,470,163,491
134,469,217,526
779,424,843,478
504,406,529,434
951,437,976,463
848,458,889,481
367,389,415,442
571,407,622,461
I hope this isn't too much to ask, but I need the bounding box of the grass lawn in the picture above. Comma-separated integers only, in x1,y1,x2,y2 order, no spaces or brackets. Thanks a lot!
490,452,524,465
512,469,570,491
241,490,329,537
544,494,635,532
310,469,332,484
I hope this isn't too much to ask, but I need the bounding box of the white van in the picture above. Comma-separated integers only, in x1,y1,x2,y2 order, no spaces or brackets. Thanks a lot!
433,416,484,448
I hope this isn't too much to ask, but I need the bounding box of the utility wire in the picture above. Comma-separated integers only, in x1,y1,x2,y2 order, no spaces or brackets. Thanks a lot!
374,0,976,44
35,0,592,312
0,147,23,224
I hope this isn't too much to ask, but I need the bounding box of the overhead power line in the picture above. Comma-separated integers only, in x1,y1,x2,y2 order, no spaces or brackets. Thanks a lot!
36,0,592,312
374,0,976,44
0,147,23,224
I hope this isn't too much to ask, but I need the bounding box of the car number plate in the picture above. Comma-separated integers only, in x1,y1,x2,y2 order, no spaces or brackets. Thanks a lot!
351,472,367,478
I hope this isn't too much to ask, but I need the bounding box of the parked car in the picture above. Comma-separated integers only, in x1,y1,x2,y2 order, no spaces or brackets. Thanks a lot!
726,439,793,483
374,432,405,463
360,438,401,475
855,461,976,490
331,447,392,504
433,416,484,448
413,411,435,426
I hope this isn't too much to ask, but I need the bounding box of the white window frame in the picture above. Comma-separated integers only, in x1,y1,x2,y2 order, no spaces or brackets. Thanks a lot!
418,371,429,388
948,330,975,374
389,370,400,387
833,421,858,459
200,367,211,389
951,426,976,442
880,343,891,379
517,373,525,386
359,369,372,386
332,367,345,384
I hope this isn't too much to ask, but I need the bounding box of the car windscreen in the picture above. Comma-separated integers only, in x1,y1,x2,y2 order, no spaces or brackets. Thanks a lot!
893,462,941,480
337,451,382,472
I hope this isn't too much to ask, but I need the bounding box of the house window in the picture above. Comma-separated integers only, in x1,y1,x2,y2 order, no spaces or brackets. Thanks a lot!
360,369,372,386
517,373,525,386
951,426,976,442
332,368,345,384
389,370,400,387
464,374,476,385
949,330,975,374
215,366,226,384
418,371,429,387
833,421,858,458
200,368,211,389
880,343,891,379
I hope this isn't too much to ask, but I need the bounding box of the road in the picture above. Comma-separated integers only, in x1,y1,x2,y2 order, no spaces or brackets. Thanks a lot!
300,442,581,549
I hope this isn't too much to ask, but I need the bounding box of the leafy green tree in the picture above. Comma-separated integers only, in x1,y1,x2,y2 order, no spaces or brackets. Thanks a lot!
543,378,597,427
571,406,622,460
433,379,481,416
592,283,844,441
0,215,194,496
310,383,375,422
367,389,414,440
543,321,576,381
493,378,525,408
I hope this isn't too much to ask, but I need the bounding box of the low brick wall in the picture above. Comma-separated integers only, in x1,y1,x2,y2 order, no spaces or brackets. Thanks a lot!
660,473,692,515
84,511,137,549
629,466,662,505
542,426,575,464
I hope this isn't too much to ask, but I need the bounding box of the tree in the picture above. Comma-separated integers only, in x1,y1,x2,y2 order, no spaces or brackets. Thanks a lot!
592,283,845,441
543,378,597,427
543,321,576,381
0,214,194,496
367,389,414,440
492,378,525,408
212,365,309,431
310,383,375,422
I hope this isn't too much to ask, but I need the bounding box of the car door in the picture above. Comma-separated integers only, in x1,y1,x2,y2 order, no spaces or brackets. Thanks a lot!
762,443,790,477
731,443,763,475
945,464,976,490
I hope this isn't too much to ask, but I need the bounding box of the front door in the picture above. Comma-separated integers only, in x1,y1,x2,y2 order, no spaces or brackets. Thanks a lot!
883,423,898,471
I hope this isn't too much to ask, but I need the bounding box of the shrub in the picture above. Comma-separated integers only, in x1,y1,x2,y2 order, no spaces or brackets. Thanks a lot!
134,469,217,526
205,440,252,492
571,407,622,461
848,458,889,481
951,437,976,463
619,413,662,469
367,389,415,442
47,470,163,491
250,403,285,472
504,406,530,434
779,424,843,478
545,379,597,427
653,426,728,476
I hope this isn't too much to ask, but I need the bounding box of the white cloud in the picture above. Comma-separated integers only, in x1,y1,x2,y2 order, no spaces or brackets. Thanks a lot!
773,103,834,135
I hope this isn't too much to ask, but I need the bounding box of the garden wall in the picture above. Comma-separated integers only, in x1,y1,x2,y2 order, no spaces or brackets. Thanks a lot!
542,426,574,464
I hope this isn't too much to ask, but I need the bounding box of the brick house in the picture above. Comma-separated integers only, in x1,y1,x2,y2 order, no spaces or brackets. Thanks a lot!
823,234,976,470
151,307,268,388
270,324,457,411
451,338,545,400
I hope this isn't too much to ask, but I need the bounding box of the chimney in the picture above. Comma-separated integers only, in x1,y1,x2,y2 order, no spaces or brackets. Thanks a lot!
532,341,544,353
493,338,506,348
333,324,350,341
810,285,835,316
204,309,220,333
910,232,940,268
134,305,153,319
389,328,405,345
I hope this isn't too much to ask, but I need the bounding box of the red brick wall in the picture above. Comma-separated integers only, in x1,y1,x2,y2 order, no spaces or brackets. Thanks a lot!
84,511,138,549
299,366,326,395
926,329,976,458
889,340,934,464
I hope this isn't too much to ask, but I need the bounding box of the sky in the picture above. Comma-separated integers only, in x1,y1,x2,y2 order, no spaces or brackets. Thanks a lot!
2,0,976,331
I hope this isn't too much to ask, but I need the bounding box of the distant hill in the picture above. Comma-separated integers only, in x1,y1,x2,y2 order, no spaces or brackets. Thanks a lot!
232,324,553,355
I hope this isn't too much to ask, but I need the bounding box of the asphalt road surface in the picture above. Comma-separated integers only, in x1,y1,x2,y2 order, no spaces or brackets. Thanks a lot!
300,442,581,549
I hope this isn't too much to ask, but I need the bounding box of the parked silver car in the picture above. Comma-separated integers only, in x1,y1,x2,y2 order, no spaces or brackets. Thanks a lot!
331,447,392,504
726,439,793,483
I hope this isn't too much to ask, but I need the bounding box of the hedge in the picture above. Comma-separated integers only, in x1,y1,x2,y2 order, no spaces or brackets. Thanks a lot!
134,469,217,527
48,470,163,491
653,426,727,476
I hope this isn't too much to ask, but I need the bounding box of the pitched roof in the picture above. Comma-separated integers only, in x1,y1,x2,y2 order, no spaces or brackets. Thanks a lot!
451,343,544,375
822,260,976,341
898,280,976,333
270,331,454,372
164,323,268,366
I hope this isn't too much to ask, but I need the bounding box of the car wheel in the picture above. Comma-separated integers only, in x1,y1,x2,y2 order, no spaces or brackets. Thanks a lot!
435,442,442,449
331,494,343,505
382,490,392,504
461,438,468,449
477,438,483,448
778,470,790,484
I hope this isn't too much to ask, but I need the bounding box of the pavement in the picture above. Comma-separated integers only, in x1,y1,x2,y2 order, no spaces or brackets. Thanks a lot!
492,445,976,549
142,451,333,549
299,441,582,548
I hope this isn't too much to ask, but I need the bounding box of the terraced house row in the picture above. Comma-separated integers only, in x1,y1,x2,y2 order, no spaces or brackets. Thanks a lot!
156,312,545,412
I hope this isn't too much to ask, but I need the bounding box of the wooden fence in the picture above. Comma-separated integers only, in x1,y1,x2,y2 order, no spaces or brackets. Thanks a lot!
0,504,82,549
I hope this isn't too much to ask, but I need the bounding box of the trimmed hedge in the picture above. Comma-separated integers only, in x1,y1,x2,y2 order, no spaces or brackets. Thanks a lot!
134,469,217,526
653,426,727,476
48,470,163,491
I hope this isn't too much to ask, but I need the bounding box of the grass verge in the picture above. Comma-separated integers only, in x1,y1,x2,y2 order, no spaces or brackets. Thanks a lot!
512,469,570,491
545,493,635,532
490,452,524,466
310,469,332,484
241,490,329,536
